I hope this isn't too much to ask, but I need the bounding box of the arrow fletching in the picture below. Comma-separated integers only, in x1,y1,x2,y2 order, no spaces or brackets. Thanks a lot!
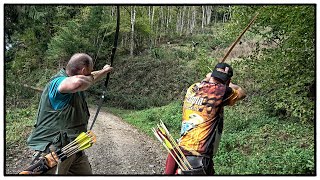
152,121,193,171
75,132,87,142
156,129,173,149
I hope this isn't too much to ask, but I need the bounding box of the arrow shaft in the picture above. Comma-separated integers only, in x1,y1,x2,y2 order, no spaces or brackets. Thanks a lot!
62,141,78,151
63,145,79,155
159,120,193,170
163,142,187,171
156,128,190,170
152,128,187,171
66,148,80,157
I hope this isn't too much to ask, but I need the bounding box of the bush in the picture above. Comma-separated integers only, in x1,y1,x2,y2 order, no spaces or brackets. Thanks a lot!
214,96,315,175
224,5,315,123
103,47,199,110
6,106,37,146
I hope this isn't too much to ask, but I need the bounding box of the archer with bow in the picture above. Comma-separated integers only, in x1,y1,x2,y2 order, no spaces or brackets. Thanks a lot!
24,53,113,174
160,14,258,175
20,6,120,175
164,62,246,175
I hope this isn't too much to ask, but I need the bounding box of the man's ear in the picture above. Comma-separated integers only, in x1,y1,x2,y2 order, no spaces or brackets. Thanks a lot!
80,68,85,75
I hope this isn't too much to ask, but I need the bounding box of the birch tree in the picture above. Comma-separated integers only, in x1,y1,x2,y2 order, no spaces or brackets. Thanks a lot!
180,6,186,36
130,6,136,56
190,6,197,34
201,6,205,31
166,6,170,33
186,6,191,34
206,6,212,25
176,7,181,33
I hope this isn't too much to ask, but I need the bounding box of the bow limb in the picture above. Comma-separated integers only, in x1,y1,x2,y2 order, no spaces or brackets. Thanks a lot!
89,6,120,131
220,13,259,63
104,6,120,88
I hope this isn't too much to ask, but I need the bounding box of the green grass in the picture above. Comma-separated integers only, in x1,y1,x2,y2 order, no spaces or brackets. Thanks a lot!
108,96,315,175
5,106,36,147
216,98,314,175
106,101,183,139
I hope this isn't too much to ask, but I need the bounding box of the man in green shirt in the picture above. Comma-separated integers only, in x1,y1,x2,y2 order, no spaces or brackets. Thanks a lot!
27,53,113,174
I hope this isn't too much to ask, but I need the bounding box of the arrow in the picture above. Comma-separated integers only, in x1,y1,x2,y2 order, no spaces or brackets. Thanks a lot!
159,120,192,170
152,121,193,171
60,130,96,158
152,128,186,171
155,128,189,171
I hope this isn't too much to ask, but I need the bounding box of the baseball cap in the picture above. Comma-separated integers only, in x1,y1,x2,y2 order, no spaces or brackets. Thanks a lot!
211,63,233,83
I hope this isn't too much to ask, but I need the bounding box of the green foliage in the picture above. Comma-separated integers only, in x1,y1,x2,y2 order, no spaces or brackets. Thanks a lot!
211,24,237,49
194,49,218,76
135,14,153,49
46,20,88,63
6,106,37,146
6,5,57,72
105,46,198,110
46,6,117,68
5,67,46,109
214,98,314,175
228,5,315,123
109,101,182,138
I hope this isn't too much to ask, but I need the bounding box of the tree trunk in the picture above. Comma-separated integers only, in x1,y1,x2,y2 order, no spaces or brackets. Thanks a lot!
214,7,217,24
190,6,197,34
151,6,156,46
201,6,205,32
159,6,164,40
206,6,212,25
228,5,232,21
166,6,170,34
148,6,153,49
186,6,190,34
151,6,155,28
176,7,181,33
180,6,186,36
149,6,151,25
130,6,136,56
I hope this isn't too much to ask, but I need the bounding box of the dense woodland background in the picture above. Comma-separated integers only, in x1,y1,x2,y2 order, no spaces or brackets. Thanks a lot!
5,5,315,175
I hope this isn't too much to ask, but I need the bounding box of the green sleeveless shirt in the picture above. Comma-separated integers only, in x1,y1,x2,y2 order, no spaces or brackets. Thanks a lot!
27,69,90,151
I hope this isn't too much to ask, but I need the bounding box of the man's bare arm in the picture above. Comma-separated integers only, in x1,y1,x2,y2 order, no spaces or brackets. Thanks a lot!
91,65,113,83
58,65,113,93
58,75,94,93
229,82,246,100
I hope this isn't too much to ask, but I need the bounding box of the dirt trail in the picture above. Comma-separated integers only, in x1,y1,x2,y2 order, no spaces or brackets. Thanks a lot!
5,108,167,175
86,108,167,175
